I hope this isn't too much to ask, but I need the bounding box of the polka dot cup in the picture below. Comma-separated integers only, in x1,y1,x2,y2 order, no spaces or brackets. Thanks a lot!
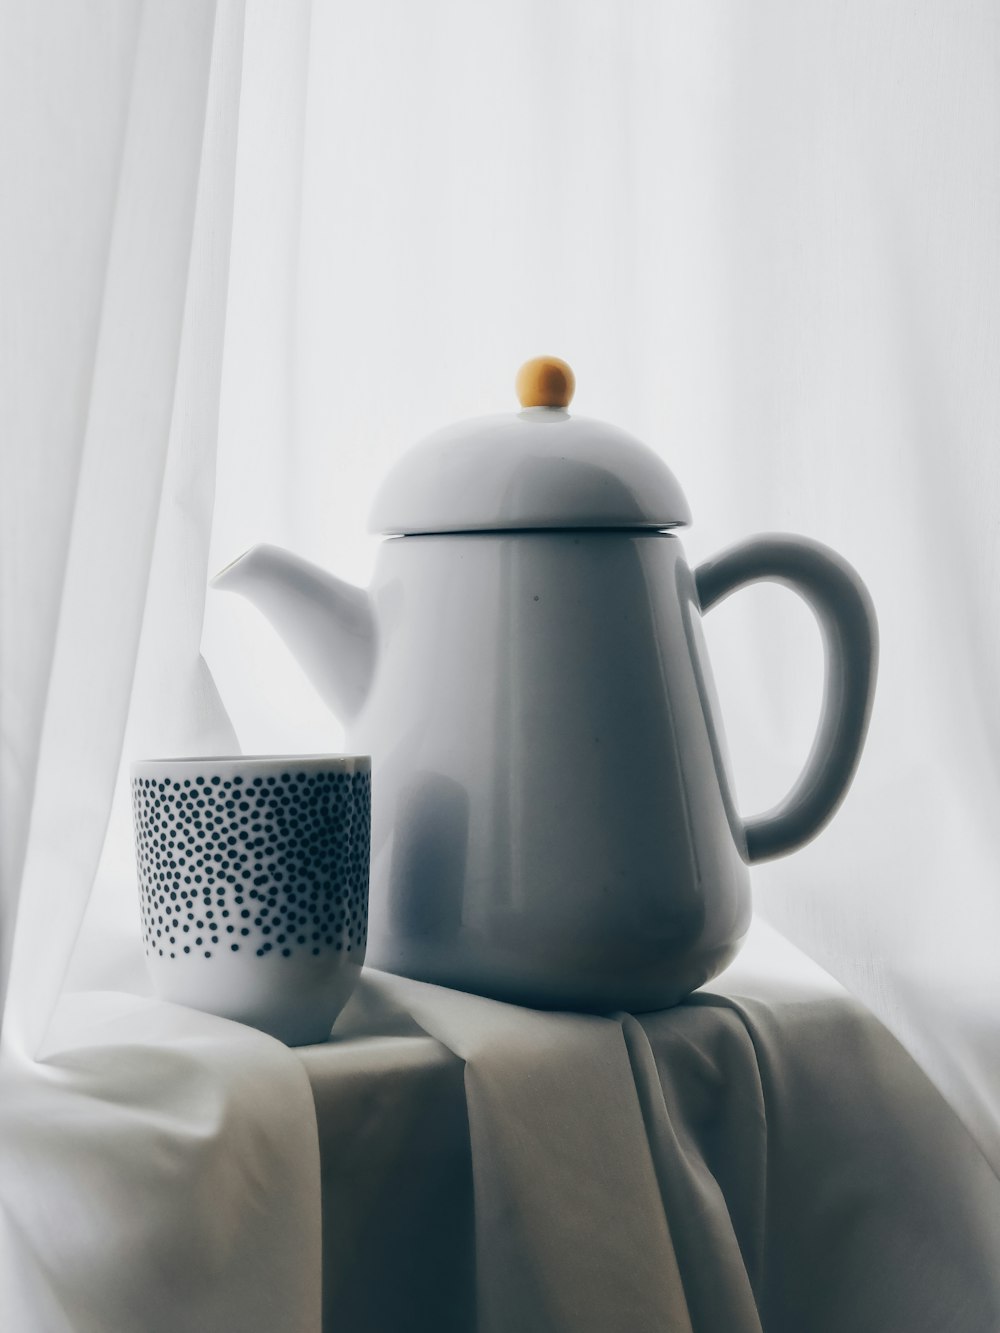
131,755,370,1046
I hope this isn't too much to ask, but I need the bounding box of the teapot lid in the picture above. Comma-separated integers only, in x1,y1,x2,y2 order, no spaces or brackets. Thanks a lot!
368,357,692,535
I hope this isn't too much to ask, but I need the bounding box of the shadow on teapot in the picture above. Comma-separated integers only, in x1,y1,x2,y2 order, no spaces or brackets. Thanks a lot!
386,772,470,942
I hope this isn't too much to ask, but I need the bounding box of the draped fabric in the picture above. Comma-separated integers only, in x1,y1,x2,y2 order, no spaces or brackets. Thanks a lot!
303,924,1000,1333
1,1,999,1329
1,0,245,1056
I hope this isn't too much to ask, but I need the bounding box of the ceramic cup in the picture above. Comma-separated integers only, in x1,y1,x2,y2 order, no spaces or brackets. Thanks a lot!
131,754,371,1045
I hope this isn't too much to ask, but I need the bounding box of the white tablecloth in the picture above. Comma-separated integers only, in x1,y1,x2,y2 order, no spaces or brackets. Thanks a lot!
301,921,1000,1333
3,921,997,1332
0,993,322,1332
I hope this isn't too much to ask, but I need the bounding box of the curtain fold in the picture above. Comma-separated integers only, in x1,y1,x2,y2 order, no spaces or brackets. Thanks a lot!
2,0,230,1056
0,0,142,1040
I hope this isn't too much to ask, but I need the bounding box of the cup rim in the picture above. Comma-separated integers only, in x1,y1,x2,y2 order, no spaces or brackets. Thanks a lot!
131,753,370,776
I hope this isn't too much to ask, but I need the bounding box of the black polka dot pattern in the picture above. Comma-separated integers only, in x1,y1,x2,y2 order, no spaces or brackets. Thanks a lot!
132,768,370,962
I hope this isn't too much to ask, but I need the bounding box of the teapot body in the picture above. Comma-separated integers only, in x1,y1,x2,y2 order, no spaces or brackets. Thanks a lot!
349,529,751,1011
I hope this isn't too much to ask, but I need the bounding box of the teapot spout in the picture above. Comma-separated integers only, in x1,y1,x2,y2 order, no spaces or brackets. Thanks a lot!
211,544,375,722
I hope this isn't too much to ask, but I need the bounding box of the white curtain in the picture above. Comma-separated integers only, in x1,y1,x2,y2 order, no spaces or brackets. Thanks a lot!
210,0,1000,1166
2,0,999,1326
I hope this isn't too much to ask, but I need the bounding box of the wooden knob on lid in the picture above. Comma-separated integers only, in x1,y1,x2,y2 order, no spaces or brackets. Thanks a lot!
516,356,575,409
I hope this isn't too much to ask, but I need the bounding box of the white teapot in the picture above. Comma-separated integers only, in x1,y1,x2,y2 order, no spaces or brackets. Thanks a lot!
214,358,877,1011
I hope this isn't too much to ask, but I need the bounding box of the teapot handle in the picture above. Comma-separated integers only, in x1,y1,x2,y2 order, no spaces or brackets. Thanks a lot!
694,535,878,863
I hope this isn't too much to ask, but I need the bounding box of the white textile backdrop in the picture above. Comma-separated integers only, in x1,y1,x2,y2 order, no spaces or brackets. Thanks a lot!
209,0,1000,1163
2,0,999,1328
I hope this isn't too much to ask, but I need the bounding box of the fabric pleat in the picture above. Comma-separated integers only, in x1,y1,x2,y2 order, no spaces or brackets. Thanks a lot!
302,925,1000,1333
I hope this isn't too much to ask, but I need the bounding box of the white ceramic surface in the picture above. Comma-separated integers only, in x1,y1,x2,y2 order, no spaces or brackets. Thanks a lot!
368,406,692,533
211,365,877,1011
131,754,370,1044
